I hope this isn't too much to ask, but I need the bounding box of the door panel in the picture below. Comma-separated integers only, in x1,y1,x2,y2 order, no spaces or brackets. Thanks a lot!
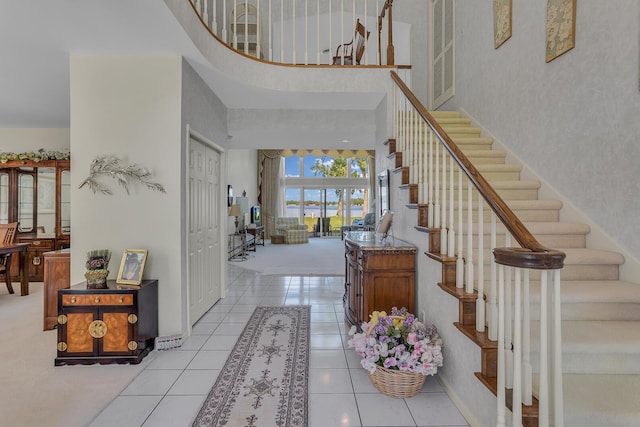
189,138,222,324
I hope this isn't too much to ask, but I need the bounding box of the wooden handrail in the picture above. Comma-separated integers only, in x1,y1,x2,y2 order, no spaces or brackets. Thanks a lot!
390,71,565,270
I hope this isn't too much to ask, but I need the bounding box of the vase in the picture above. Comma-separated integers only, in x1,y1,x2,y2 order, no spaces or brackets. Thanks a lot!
86,277,108,289
85,269,109,289
367,366,426,398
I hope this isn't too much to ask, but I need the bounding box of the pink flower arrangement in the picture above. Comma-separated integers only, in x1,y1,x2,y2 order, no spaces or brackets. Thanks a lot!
348,307,443,376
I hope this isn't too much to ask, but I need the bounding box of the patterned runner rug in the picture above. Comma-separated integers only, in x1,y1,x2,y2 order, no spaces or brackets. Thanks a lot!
192,306,310,427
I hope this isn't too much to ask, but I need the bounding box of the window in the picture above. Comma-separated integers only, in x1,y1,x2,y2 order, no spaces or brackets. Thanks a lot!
282,154,371,235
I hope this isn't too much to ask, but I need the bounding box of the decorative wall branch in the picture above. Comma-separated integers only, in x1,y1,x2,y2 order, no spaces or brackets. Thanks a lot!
78,156,166,195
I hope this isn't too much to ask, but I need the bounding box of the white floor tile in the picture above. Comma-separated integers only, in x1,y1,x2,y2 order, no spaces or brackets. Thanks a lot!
309,393,361,427
201,334,239,351
191,321,219,336
356,393,416,426
186,350,230,370
309,349,348,369
141,395,205,427
179,335,208,351
311,322,342,334
167,369,220,395
310,334,344,349
145,350,197,370
404,393,469,426
120,369,182,396
88,395,162,427
349,368,379,394
309,368,354,393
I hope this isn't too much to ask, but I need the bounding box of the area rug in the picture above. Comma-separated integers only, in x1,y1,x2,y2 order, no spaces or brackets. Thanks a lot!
192,306,310,427
237,237,344,276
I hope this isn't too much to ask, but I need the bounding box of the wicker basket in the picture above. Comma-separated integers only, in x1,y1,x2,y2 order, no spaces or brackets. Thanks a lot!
367,366,426,398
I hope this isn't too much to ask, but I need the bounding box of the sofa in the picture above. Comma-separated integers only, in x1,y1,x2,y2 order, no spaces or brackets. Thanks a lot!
274,217,309,244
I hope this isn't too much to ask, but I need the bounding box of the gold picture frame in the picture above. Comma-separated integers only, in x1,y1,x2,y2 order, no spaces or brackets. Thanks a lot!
545,0,576,62
494,0,512,49
116,249,148,285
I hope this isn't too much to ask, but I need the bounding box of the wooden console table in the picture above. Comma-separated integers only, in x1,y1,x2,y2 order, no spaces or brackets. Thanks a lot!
343,232,416,328
245,225,264,251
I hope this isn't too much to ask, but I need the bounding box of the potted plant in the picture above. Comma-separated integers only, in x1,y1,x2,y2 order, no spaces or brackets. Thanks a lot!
84,249,111,289
348,307,443,398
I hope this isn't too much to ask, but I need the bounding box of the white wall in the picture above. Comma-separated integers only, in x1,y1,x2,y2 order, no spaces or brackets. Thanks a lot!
70,54,183,336
442,0,640,260
227,149,258,233
0,129,69,152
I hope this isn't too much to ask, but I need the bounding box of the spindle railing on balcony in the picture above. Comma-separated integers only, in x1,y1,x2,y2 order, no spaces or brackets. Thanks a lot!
189,0,395,66
391,70,566,427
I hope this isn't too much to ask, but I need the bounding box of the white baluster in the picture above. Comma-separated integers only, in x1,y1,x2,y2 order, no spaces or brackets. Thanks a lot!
455,163,464,288
376,0,380,65
417,119,423,204
196,0,202,17
440,142,447,254
268,0,272,61
212,0,218,35
364,0,368,65
233,0,238,48
465,180,473,294
202,0,209,29
340,0,344,64
538,271,549,427
433,134,440,231
512,268,522,425
488,212,498,340
552,269,564,427
291,0,296,63
280,1,284,62
316,0,320,64
256,0,260,58
497,265,506,427
304,0,308,64
476,198,484,332
523,269,532,406
223,0,227,43
244,1,249,54
427,130,434,228
505,234,514,389
448,156,455,258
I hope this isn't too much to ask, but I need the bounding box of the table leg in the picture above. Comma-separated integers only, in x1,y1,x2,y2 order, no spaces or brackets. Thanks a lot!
19,251,28,296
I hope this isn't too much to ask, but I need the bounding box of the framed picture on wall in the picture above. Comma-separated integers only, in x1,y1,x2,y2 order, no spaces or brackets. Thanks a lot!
378,169,390,218
116,249,148,285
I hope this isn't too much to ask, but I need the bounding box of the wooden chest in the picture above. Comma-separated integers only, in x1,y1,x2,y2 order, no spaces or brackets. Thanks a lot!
55,280,158,366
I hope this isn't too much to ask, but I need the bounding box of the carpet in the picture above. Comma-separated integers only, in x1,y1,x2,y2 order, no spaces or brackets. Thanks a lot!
236,237,344,275
192,306,310,427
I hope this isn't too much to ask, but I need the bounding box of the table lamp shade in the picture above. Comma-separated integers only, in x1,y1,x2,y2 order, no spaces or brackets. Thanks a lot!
229,204,241,217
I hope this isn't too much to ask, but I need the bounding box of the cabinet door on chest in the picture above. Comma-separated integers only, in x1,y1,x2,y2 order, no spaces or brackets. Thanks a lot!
58,299,137,357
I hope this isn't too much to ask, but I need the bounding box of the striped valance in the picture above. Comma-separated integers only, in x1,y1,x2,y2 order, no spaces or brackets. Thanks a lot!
279,149,374,158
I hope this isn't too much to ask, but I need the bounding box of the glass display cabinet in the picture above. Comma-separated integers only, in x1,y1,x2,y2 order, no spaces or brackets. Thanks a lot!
0,159,71,282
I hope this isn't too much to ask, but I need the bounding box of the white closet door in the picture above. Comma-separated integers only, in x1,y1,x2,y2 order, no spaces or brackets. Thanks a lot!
189,138,222,323
429,0,455,109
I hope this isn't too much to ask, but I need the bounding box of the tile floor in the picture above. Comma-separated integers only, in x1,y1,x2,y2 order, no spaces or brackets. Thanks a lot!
89,265,469,427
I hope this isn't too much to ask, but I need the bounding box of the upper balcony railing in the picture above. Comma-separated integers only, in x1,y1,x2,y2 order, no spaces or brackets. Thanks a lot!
188,0,396,66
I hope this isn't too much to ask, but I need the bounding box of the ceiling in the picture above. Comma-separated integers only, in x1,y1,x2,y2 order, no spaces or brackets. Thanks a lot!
0,0,382,137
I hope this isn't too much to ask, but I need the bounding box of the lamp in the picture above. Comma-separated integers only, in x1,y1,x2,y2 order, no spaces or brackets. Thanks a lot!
229,204,241,233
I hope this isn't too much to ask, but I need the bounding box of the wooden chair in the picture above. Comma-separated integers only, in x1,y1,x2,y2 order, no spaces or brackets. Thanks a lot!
0,222,18,294
333,19,370,65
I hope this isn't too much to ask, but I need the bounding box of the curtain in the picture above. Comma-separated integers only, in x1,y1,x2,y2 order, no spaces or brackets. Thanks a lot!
257,150,282,238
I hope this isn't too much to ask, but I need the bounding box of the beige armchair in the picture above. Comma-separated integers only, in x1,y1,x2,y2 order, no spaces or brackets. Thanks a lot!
274,217,309,244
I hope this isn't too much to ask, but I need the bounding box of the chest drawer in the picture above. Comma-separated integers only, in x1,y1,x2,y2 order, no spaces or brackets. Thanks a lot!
62,294,133,306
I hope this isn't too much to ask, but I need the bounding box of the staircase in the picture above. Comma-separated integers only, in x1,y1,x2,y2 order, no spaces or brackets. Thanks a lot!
391,110,640,426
